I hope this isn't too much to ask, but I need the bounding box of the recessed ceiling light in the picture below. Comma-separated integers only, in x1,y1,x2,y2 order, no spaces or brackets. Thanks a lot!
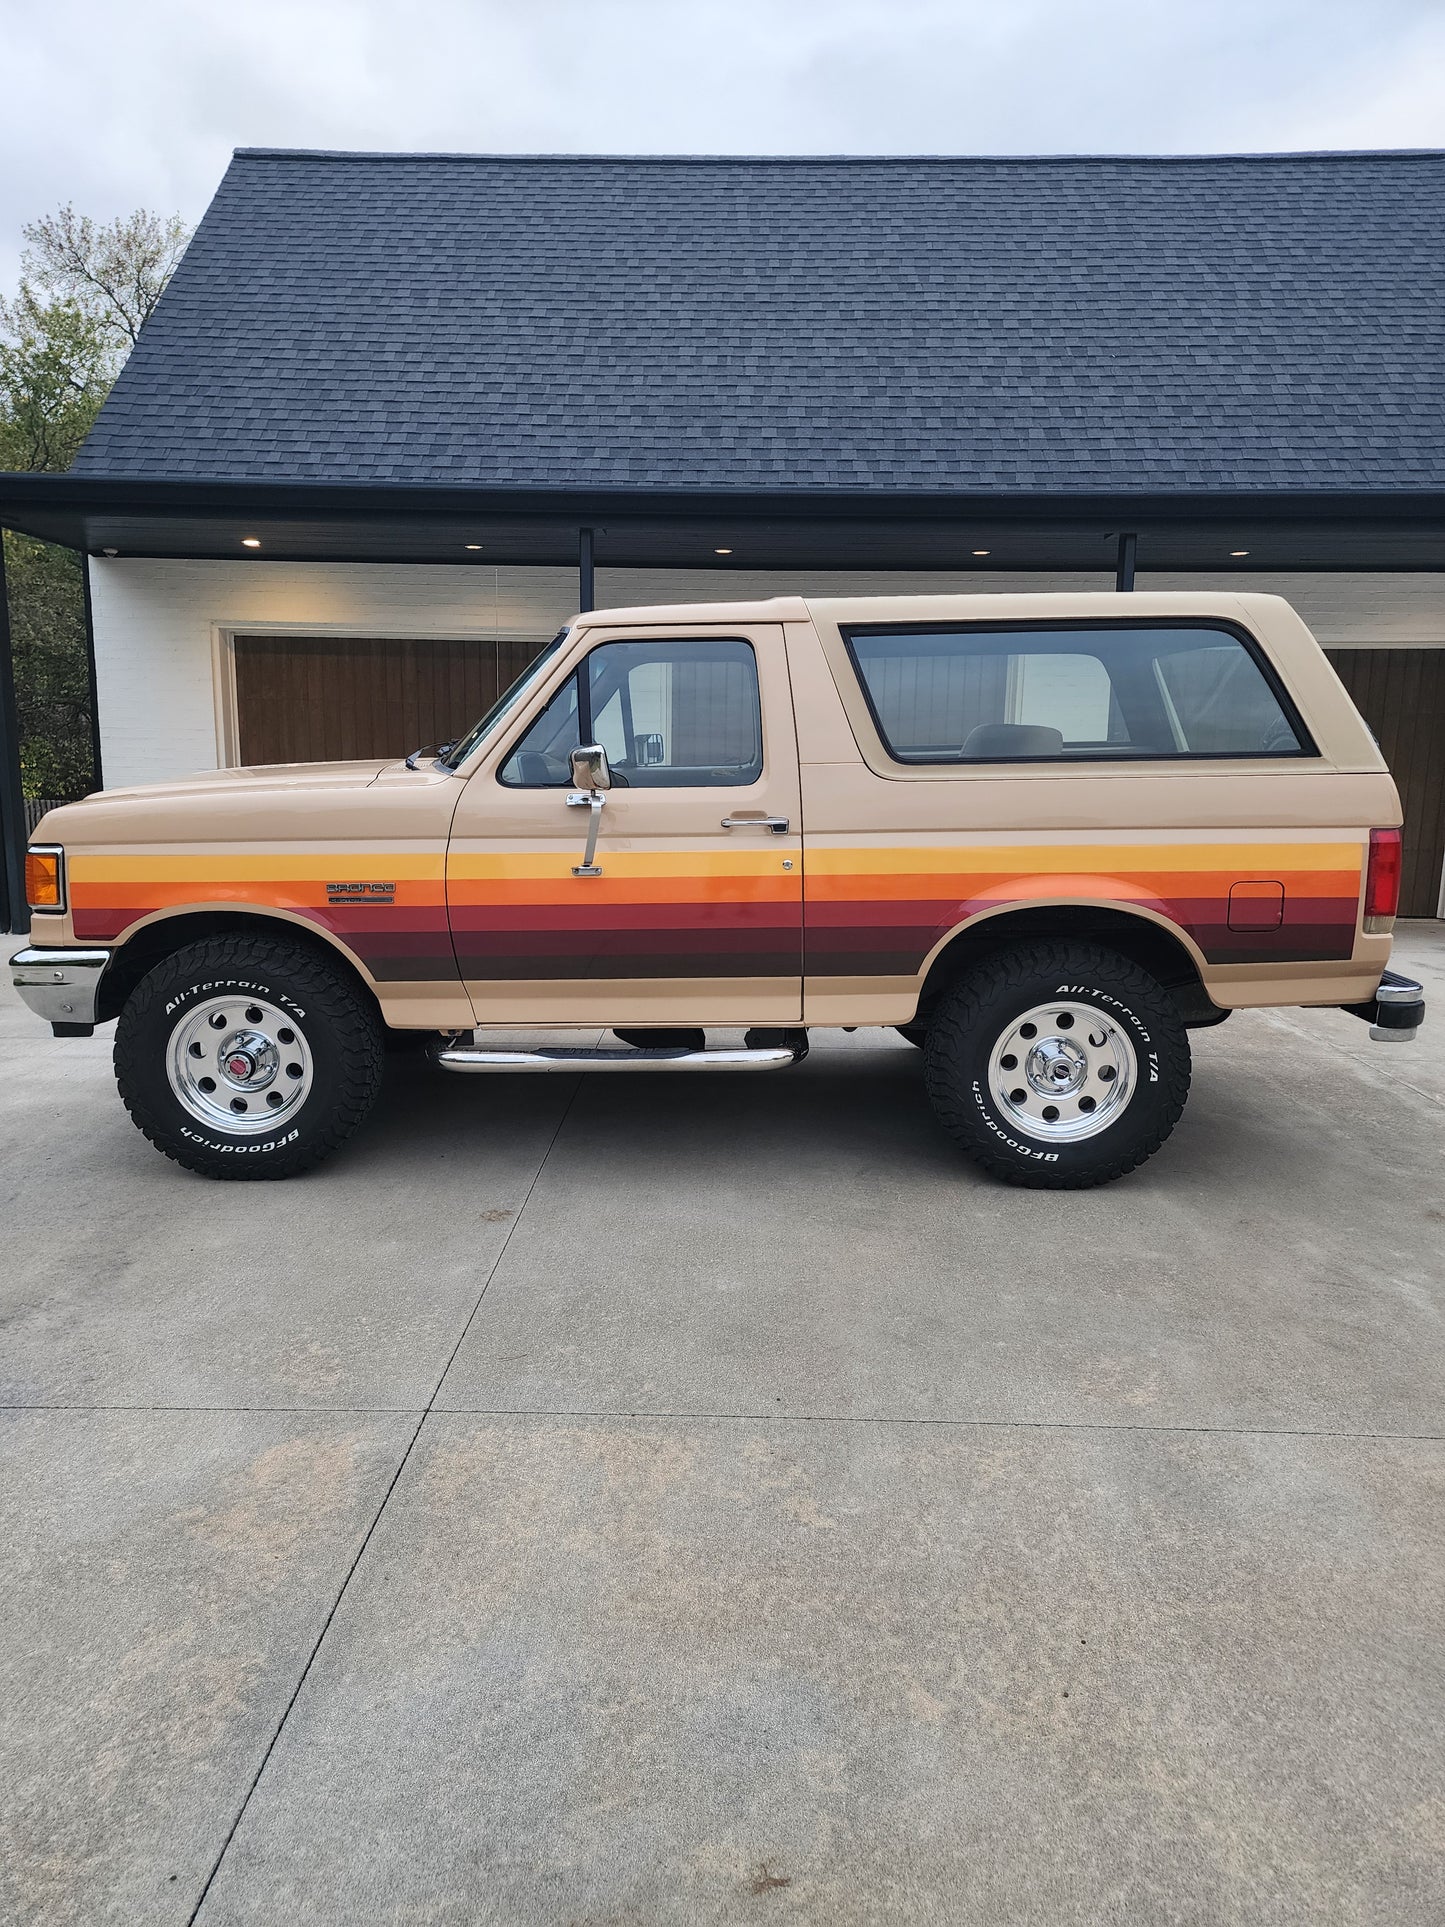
465,544,483,551
714,547,733,555
973,548,990,557
1230,549,1249,557
241,536,261,548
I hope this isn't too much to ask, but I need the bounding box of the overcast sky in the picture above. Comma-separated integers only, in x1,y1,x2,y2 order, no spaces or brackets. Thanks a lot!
4,0,1444,287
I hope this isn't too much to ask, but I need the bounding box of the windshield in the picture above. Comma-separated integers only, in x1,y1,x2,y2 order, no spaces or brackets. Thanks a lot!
439,629,570,769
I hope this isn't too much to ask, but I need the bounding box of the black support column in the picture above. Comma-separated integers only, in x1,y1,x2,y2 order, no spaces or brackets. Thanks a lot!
0,532,29,933
1115,531,1138,592
82,553,103,791
578,526,595,614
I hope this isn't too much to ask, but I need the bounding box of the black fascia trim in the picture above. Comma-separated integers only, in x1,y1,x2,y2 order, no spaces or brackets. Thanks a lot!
4,475,1445,561
839,613,1320,765
6,474,1445,521
30,544,1445,576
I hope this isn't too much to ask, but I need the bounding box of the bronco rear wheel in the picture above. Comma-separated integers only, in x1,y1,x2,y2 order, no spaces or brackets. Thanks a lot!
923,940,1191,1189
115,935,385,1179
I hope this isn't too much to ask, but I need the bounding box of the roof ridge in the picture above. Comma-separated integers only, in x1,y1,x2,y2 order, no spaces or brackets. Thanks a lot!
229,146,1445,166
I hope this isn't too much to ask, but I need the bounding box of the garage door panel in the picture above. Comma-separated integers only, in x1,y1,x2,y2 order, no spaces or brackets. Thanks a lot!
234,635,543,769
1327,647,1445,917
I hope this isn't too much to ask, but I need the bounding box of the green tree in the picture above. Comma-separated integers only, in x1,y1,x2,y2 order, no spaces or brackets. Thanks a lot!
2,206,190,801
22,206,190,351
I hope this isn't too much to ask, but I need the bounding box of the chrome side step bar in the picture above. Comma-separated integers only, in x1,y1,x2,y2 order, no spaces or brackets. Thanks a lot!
433,1042,805,1074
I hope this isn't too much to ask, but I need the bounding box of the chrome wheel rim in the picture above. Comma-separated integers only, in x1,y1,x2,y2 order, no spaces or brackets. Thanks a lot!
987,999,1136,1143
167,994,314,1135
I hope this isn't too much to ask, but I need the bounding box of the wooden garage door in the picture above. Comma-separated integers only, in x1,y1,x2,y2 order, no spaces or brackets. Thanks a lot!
234,635,542,767
1327,648,1445,918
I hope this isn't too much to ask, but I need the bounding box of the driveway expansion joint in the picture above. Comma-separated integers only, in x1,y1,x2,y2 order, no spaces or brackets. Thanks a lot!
185,1077,583,1926
7,1404,1440,1446
433,1404,1445,1444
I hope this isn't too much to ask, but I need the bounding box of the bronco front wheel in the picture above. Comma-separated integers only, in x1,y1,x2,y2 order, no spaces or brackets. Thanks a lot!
114,934,385,1179
923,941,1191,1189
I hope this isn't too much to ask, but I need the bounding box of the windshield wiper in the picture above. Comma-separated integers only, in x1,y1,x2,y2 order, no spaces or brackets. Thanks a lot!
404,741,454,771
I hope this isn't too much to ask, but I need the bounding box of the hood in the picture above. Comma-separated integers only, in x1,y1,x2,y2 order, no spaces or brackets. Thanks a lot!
30,756,453,847
88,759,395,804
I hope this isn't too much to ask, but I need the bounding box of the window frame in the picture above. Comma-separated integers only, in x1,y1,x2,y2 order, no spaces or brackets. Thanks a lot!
838,616,1319,767
495,632,767,790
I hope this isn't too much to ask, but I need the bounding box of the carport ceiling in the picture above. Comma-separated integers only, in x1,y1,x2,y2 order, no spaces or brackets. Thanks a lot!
2,477,1444,573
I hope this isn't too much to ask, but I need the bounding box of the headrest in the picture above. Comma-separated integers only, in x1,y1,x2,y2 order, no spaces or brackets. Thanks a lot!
961,722,1065,759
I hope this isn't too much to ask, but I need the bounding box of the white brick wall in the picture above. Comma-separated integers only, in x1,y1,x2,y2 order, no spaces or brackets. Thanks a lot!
89,556,1445,788
88,559,579,787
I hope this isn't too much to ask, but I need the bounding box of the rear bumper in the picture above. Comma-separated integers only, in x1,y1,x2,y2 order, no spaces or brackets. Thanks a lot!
1341,968,1425,1043
8,945,112,1032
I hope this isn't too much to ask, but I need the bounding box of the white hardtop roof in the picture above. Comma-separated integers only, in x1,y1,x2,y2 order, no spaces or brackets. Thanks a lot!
573,589,1294,628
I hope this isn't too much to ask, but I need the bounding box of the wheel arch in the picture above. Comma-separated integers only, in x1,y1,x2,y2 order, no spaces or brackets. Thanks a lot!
96,905,384,1025
911,900,1223,1027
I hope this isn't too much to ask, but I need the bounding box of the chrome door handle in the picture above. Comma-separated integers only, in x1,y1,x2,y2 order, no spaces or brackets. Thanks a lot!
721,815,790,833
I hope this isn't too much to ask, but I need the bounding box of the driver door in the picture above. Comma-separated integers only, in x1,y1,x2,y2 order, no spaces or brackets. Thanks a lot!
446,623,803,1026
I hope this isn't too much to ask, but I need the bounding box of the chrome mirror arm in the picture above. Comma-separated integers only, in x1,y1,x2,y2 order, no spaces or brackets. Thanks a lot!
567,791,605,876
566,744,611,875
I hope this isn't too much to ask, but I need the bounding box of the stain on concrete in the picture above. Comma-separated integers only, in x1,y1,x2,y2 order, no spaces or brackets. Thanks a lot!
748,1860,792,1894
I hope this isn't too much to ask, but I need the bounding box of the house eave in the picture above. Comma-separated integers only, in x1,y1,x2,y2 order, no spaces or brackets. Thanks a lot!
2,473,1443,573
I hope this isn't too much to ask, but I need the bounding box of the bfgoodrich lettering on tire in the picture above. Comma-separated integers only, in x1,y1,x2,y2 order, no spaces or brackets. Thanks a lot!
115,935,385,1180
923,940,1191,1189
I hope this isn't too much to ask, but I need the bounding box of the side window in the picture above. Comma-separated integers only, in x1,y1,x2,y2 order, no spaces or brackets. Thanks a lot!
498,672,580,786
501,638,763,788
843,624,1306,763
1152,643,1303,754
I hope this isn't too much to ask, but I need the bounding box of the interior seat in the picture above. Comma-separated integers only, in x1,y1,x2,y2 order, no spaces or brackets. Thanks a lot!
960,722,1066,759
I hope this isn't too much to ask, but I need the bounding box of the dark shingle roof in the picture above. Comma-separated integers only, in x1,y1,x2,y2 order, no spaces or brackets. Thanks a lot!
71,149,1445,493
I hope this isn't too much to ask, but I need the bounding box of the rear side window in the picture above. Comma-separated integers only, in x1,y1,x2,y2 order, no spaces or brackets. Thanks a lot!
501,638,763,787
843,623,1310,764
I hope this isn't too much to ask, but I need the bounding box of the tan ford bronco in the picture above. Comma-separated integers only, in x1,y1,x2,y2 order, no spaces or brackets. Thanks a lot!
11,591,1425,1187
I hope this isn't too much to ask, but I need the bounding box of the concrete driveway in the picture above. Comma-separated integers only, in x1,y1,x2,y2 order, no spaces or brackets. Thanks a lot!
3,924,1443,1926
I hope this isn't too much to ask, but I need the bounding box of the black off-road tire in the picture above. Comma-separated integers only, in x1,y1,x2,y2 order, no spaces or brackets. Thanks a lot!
923,941,1191,1189
114,935,385,1180
384,1026,437,1054
895,1024,928,1048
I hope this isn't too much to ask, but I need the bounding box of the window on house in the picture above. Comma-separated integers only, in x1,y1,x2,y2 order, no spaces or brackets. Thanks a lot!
500,638,763,787
843,623,1308,763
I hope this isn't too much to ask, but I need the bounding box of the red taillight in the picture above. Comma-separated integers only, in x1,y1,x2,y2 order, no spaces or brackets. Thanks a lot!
1364,827,1402,927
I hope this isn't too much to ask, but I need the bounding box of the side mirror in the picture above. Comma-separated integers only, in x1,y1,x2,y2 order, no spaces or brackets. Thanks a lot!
569,743,612,792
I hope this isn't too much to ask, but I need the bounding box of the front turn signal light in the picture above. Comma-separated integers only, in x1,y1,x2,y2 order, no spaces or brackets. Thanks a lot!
25,845,65,913
1363,827,1401,933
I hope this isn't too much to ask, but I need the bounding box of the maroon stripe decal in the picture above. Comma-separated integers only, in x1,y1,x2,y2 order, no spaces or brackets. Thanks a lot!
360,953,466,983
319,906,450,935
72,909,128,941
455,925,800,958
802,895,1359,977
70,905,463,983
449,902,801,935
456,951,803,982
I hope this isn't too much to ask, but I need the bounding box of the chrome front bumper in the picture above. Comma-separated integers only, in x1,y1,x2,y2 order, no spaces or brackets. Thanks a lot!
9,945,112,1030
